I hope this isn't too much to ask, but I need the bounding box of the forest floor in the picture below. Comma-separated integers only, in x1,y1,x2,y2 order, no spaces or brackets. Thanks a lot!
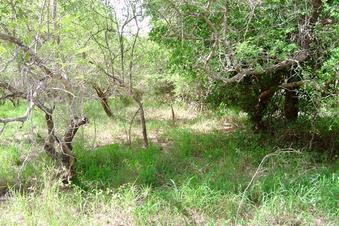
0,101,338,225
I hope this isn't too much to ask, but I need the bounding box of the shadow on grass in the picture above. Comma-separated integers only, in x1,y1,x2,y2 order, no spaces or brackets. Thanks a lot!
73,128,270,193
265,115,339,158
73,124,338,214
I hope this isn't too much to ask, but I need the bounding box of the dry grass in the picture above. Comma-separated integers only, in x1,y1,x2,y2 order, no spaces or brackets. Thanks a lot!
0,103,337,226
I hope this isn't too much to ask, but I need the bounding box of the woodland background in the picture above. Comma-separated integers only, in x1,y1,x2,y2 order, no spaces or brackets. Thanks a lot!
0,0,338,225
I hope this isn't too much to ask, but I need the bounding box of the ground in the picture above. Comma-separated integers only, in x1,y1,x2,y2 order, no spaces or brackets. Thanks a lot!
0,101,338,225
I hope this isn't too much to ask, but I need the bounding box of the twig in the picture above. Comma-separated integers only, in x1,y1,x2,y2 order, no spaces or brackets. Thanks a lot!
0,123,7,135
236,148,302,219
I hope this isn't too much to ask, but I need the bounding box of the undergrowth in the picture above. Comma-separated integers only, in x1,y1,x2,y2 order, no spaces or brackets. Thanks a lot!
0,102,338,225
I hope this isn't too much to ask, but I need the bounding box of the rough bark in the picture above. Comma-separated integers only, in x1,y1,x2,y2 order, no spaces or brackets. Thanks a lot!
283,77,301,121
252,89,276,130
93,85,114,118
284,89,299,121
128,107,141,145
44,113,58,159
61,116,88,178
43,114,88,181
137,101,148,147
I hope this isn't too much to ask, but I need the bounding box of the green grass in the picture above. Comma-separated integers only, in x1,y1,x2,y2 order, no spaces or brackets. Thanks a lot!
0,102,338,225
0,146,20,190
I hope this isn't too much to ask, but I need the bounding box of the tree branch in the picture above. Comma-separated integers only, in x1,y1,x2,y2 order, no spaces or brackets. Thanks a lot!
0,32,72,92
0,81,42,126
211,50,309,85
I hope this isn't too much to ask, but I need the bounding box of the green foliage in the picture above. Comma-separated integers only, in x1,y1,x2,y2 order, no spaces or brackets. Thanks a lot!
0,146,20,186
319,47,339,82
147,0,339,126
0,0,338,225
1,101,338,224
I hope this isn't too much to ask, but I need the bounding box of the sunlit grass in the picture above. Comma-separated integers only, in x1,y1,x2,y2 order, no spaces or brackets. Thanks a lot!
0,101,338,225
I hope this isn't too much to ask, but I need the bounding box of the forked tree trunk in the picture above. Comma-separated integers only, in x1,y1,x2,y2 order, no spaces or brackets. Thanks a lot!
93,85,114,118
43,114,88,181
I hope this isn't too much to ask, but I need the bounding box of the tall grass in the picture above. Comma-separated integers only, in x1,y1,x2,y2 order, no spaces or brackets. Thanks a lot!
0,102,338,225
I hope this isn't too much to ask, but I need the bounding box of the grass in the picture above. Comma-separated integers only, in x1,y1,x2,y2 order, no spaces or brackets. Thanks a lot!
0,100,338,225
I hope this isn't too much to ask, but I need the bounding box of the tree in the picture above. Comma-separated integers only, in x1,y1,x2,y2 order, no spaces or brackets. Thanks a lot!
0,0,152,156
84,0,150,147
146,0,338,129
0,0,91,180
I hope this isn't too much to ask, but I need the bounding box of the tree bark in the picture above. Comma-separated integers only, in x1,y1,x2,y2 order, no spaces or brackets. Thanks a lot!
284,89,299,121
44,113,58,159
171,104,175,125
252,89,276,130
61,116,88,178
137,101,148,147
43,114,88,181
128,107,141,146
283,76,301,121
93,85,114,118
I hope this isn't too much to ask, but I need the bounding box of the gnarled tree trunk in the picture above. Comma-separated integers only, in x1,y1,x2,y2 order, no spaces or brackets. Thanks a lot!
43,114,88,181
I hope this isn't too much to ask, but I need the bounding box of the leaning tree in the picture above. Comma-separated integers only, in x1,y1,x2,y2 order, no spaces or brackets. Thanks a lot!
0,0,153,183
82,0,150,147
0,0,91,180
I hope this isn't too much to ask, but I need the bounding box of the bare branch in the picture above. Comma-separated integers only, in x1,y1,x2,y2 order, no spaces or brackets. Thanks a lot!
210,50,309,85
0,81,42,129
0,32,72,92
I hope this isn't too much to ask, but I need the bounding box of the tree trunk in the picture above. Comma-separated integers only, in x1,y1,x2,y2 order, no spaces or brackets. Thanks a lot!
137,101,148,147
43,114,88,182
44,113,58,160
61,116,88,180
98,95,113,118
128,107,140,146
284,89,299,121
252,89,275,130
93,85,114,118
171,104,175,125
